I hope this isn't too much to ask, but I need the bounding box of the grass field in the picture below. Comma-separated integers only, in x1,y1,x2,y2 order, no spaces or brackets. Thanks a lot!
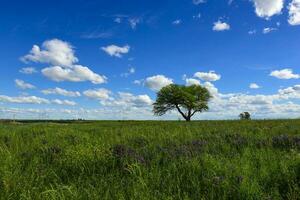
0,120,299,200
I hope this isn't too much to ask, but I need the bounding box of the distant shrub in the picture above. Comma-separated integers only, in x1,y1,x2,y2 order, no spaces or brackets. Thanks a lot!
239,112,251,120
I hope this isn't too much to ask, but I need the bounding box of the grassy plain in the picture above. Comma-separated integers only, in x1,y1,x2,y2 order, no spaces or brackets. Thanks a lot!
0,120,299,199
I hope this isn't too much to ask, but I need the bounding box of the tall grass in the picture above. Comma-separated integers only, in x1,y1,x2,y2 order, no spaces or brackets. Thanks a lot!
0,120,299,199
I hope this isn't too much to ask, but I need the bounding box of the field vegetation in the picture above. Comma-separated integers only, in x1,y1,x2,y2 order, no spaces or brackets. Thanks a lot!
0,120,299,199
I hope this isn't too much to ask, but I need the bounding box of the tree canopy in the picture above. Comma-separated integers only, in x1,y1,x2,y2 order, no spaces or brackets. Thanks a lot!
153,84,212,121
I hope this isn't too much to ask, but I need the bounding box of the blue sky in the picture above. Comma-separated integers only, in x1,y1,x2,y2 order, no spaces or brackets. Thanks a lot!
0,0,300,120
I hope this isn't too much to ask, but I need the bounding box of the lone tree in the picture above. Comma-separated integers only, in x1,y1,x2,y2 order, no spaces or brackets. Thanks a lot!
153,84,212,121
239,112,251,120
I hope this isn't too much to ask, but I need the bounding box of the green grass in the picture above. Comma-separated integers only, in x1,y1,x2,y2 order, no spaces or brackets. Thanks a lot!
0,120,299,200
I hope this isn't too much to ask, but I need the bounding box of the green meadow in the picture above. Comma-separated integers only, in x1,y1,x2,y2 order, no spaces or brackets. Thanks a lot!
0,120,299,200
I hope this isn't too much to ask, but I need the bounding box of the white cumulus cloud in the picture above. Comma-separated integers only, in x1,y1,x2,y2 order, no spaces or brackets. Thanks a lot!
19,67,37,74
270,69,300,79
101,45,130,58
42,65,107,84
52,99,77,106
22,39,106,85
144,75,173,91
203,82,219,96
83,88,111,100
185,78,201,86
249,83,261,89
213,21,230,31
288,0,300,25
252,0,284,19
21,39,78,67
15,79,36,90
194,71,221,82
101,92,153,108
41,87,81,97
0,95,49,104
278,84,300,99
0,95,77,106
279,84,300,93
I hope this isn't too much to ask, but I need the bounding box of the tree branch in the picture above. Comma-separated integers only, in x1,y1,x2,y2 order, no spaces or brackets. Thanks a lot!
190,110,197,118
176,105,187,120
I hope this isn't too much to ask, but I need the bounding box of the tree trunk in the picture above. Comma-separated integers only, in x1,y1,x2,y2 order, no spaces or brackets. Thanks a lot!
175,105,192,122
185,116,191,121
186,110,192,121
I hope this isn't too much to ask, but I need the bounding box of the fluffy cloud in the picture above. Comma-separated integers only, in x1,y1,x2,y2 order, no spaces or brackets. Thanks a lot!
52,99,77,106
101,92,153,108
21,39,78,67
249,83,261,89
83,88,111,100
19,67,37,74
227,94,274,105
288,0,300,25
0,95,77,106
144,75,173,91
252,0,284,19
101,45,130,58
203,82,219,96
41,87,81,97
0,106,155,120
0,95,49,104
118,93,153,107
15,79,36,90
213,21,230,31
194,71,221,82
131,95,153,107
270,69,300,79
185,78,201,86
22,39,107,84
278,84,300,99
82,89,152,110
42,65,107,84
